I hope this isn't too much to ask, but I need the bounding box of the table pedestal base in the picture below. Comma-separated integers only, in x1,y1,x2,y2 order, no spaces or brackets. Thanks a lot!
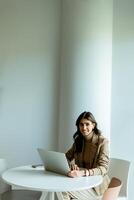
39,191,63,200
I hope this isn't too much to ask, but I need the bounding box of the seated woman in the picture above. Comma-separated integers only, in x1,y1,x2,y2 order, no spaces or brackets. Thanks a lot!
63,111,110,199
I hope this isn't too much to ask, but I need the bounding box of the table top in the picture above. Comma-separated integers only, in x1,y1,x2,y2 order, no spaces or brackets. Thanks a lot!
2,165,103,192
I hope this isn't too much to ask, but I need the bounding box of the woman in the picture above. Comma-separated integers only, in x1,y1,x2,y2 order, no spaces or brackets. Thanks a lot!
63,111,110,199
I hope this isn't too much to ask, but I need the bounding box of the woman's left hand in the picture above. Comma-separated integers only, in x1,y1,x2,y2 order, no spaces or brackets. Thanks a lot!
68,170,83,178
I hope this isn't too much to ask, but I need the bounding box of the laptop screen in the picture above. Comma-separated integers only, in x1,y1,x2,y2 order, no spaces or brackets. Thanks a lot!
37,148,70,175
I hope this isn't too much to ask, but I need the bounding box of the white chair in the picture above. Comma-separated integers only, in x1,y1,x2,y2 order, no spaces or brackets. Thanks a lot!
102,177,122,200
0,159,42,200
108,158,131,200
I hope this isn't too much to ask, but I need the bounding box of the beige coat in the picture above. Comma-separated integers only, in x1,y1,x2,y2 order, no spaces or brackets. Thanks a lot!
66,133,110,196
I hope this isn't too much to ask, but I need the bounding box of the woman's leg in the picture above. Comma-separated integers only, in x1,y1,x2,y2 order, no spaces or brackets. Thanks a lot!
61,189,100,200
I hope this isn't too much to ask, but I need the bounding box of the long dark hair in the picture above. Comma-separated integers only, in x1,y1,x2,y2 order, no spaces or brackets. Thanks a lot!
73,111,101,153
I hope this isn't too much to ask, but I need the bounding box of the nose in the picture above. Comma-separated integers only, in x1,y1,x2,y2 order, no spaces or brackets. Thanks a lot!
83,124,86,130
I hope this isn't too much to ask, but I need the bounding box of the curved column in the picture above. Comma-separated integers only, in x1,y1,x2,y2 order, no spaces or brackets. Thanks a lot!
58,0,113,151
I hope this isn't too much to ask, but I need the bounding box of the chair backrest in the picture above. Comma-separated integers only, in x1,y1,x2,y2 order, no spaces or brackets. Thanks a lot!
0,159,10,194
108,158,130,198
102,177,122,200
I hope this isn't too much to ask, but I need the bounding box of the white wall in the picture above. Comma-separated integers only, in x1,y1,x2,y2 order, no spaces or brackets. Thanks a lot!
0,0,61,167
111,0,134,199
58,0,112,151
0,0,113,167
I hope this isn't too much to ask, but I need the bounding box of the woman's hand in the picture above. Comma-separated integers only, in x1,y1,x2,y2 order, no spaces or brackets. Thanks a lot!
68,170,83,178
70,164,79,170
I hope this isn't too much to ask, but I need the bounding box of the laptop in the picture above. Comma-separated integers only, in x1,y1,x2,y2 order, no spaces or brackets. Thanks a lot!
37,148,70,175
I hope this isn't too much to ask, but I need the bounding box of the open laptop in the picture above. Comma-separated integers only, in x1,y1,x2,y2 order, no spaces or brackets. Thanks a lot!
37,148,70,175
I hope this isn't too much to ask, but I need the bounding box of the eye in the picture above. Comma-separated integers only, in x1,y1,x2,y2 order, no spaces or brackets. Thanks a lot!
86,123,90,126
79,123,84,126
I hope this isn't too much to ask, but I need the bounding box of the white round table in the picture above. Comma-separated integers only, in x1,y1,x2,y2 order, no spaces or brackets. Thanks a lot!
2,165,103,200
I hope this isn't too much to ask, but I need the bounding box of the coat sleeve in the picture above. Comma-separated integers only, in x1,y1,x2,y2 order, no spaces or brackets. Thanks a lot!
65,143,75,162
89,138,109,176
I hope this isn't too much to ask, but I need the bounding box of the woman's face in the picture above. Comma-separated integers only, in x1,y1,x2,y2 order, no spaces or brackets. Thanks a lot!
79,118,95,137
